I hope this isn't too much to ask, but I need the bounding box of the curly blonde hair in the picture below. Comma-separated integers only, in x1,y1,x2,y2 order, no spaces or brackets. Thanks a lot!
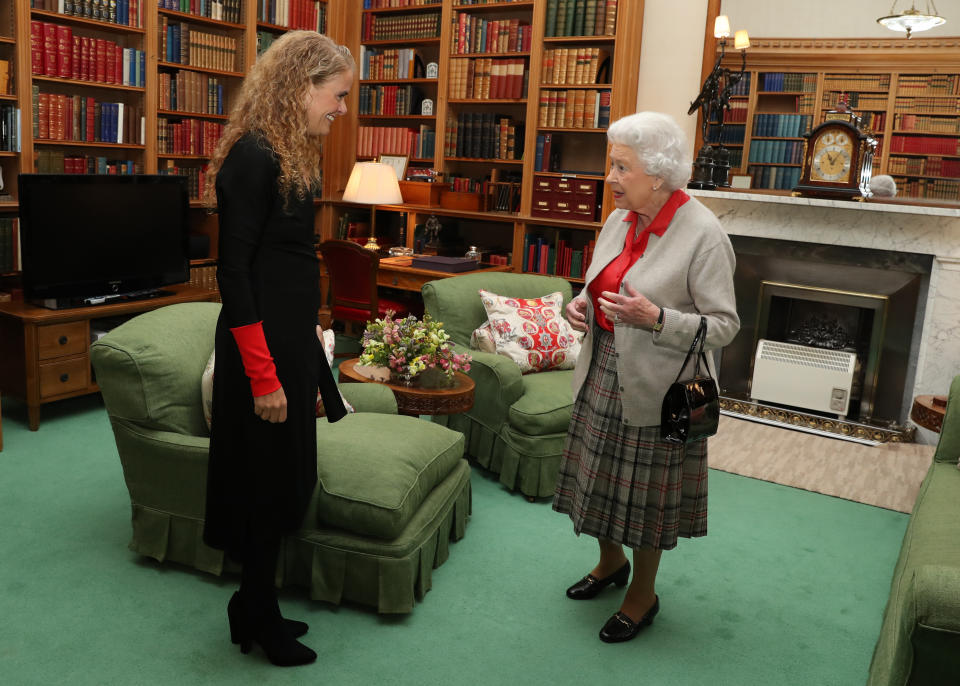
203,31,354,207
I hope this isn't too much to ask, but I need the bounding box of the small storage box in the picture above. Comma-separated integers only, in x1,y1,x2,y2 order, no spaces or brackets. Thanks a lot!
410,256,478,273
439,190,483,211
399,181,445,206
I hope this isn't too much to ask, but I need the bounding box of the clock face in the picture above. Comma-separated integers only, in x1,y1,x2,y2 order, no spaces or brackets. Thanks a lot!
810,129,854,183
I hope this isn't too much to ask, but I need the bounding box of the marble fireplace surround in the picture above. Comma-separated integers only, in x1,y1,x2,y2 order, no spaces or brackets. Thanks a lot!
689,189,960,443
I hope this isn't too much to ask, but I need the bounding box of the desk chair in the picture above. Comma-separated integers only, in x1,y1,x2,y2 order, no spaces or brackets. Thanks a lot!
318,240,419,339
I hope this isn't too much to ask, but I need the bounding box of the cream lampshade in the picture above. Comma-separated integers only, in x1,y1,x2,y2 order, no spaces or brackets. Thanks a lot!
734,30,750,50
342,162,403,205
713,15,731,38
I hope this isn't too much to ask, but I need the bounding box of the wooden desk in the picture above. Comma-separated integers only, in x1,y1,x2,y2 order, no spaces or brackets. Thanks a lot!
338,358,474,417
374,258,513,293
911,394,948,433
0,284,218,431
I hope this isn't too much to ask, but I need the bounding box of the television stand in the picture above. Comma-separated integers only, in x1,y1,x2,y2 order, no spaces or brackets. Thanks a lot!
0,283,218,431
35,288,177,310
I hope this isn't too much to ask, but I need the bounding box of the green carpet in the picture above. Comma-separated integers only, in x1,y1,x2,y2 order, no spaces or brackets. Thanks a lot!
0,395,906,685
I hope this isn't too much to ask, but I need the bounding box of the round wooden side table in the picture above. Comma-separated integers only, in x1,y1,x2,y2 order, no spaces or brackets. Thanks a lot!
337,358,475,417
911,394,948,433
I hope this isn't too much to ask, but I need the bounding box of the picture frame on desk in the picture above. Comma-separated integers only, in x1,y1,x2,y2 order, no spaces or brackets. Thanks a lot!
731,174,752,189
379,155,408,182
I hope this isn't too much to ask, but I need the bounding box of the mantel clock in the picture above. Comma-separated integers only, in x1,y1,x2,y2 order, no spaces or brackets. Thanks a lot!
793,116,875,200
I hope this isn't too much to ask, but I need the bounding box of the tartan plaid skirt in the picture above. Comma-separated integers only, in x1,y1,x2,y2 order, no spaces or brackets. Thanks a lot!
552,329,709,551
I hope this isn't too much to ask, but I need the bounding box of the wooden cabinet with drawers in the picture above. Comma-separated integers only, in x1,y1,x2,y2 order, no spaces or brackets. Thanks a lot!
0,284,217,431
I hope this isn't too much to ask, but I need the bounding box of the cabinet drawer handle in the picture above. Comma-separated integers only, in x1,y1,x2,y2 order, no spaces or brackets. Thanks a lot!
60,373,70,383
59,335,68,345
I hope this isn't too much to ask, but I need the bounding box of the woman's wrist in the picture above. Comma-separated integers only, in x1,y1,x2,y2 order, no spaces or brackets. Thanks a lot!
652,307,664,332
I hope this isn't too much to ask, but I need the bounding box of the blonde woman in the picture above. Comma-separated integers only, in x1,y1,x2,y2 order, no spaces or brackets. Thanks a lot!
202,31,354,667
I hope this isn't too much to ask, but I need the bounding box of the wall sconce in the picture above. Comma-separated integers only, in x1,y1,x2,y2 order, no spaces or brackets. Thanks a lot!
342,162,403,251
689,15,750,190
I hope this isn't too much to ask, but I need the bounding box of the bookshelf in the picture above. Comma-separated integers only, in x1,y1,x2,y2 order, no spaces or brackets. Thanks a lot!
325,0,642,285
711,37,960,202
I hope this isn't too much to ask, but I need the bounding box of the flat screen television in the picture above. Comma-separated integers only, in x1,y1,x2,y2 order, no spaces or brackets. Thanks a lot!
18,173,190,309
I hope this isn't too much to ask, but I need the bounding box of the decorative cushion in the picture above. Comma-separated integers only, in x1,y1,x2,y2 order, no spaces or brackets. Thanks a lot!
476,289,581,373
314,413,466,539
201,329,354,430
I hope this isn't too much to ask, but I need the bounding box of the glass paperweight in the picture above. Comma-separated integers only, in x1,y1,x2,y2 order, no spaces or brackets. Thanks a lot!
465,245,481,261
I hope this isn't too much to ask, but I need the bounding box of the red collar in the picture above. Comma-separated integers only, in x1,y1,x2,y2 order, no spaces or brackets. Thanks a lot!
623,189,690,241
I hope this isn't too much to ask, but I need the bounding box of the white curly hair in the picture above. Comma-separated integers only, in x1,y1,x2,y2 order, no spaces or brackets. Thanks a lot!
607,112,692,191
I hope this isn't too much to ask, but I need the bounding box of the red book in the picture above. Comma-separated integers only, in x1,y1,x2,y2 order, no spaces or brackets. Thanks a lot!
80,36,91,82
86,96,95,142
30,21,44,75
43,22,57,77
56,25,72,79
71,36,81,80
95,39,107,83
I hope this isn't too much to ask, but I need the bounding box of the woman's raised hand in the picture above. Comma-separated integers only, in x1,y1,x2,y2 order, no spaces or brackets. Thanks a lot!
566,297,588,332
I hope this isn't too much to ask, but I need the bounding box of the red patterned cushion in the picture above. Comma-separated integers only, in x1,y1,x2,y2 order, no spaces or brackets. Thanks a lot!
477,289,581,373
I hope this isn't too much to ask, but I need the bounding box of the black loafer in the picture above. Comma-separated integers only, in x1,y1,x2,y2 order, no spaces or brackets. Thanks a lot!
565,561,630,600
599,596,659,643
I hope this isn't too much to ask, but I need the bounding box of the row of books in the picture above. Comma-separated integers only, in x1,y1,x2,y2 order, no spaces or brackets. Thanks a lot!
760,72,816,93
752,113,813,138
448,57,526,100
748,164,802,191
887,155,960,178
897,74,960,96
541,47,609,86
446,112,523,160
748,139,805,165
523,234,595,279
533,133,559,172
823,75,890,91
256,31,278,57
451,14,532,54
158,71,225,115
356,125,432,158
358,85,423,116
0,219,20,275
361,11,441,41
890,134,960,155
34,92,143,145
36,149,141,174
159,161,207,200
363,1,440,7
256,0,324,31
538,89,611,129
0,104,19,152
822,92,888,110
718,100,749,123
706,124,745,144
30,0,142,28
160,0,242,24
544,0,618,38
30,22,146,88
358,47,423,81
158,117,224,155
727,71,751,96
160,20,240,72
859,112,886,132
893,113,960,134
893,177,960,200
893,97,960,115
725,148,743,168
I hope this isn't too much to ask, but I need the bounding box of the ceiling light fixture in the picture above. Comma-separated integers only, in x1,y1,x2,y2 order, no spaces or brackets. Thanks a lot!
877,1,945,39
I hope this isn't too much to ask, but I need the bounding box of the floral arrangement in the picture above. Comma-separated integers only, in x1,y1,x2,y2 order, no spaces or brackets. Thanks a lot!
360,311,471,383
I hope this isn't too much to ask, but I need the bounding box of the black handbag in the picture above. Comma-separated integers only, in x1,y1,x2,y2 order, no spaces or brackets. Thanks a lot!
661,316,720,444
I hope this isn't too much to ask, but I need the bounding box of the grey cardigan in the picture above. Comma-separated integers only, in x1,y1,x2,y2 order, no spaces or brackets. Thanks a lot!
571,196,740,427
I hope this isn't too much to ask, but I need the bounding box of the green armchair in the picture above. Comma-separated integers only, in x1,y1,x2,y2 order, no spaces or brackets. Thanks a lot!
868,375,960,685
90,302,471,614
422,271,575,500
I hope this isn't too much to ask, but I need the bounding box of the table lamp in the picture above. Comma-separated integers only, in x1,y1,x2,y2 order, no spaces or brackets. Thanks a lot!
342,162,403,251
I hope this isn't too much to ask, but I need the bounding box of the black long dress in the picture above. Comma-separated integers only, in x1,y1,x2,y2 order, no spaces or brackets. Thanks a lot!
203,133,344,559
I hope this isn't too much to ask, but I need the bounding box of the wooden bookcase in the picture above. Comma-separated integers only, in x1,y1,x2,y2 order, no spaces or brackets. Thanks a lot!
711,36,960,201
325,0,643,284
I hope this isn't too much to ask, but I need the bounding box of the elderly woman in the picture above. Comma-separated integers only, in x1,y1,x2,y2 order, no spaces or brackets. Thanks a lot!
553,111,740,643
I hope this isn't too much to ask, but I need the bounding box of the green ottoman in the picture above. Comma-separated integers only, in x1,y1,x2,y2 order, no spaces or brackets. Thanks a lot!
91,302,471,614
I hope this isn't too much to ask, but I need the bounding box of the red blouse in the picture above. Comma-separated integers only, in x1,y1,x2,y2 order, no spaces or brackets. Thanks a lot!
588,189,690,332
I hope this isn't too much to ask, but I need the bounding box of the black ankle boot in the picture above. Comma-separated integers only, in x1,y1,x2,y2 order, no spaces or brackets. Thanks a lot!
231,593,316,667
228,592,309,644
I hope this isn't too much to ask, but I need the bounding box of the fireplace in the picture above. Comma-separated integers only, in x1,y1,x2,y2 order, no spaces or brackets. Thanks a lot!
720,235,931,431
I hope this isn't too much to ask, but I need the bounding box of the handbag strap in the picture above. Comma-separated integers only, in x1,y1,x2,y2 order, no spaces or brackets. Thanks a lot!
672,316,712,384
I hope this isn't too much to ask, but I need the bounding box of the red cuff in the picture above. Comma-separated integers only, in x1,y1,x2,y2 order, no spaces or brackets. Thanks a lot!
230,321,282,397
